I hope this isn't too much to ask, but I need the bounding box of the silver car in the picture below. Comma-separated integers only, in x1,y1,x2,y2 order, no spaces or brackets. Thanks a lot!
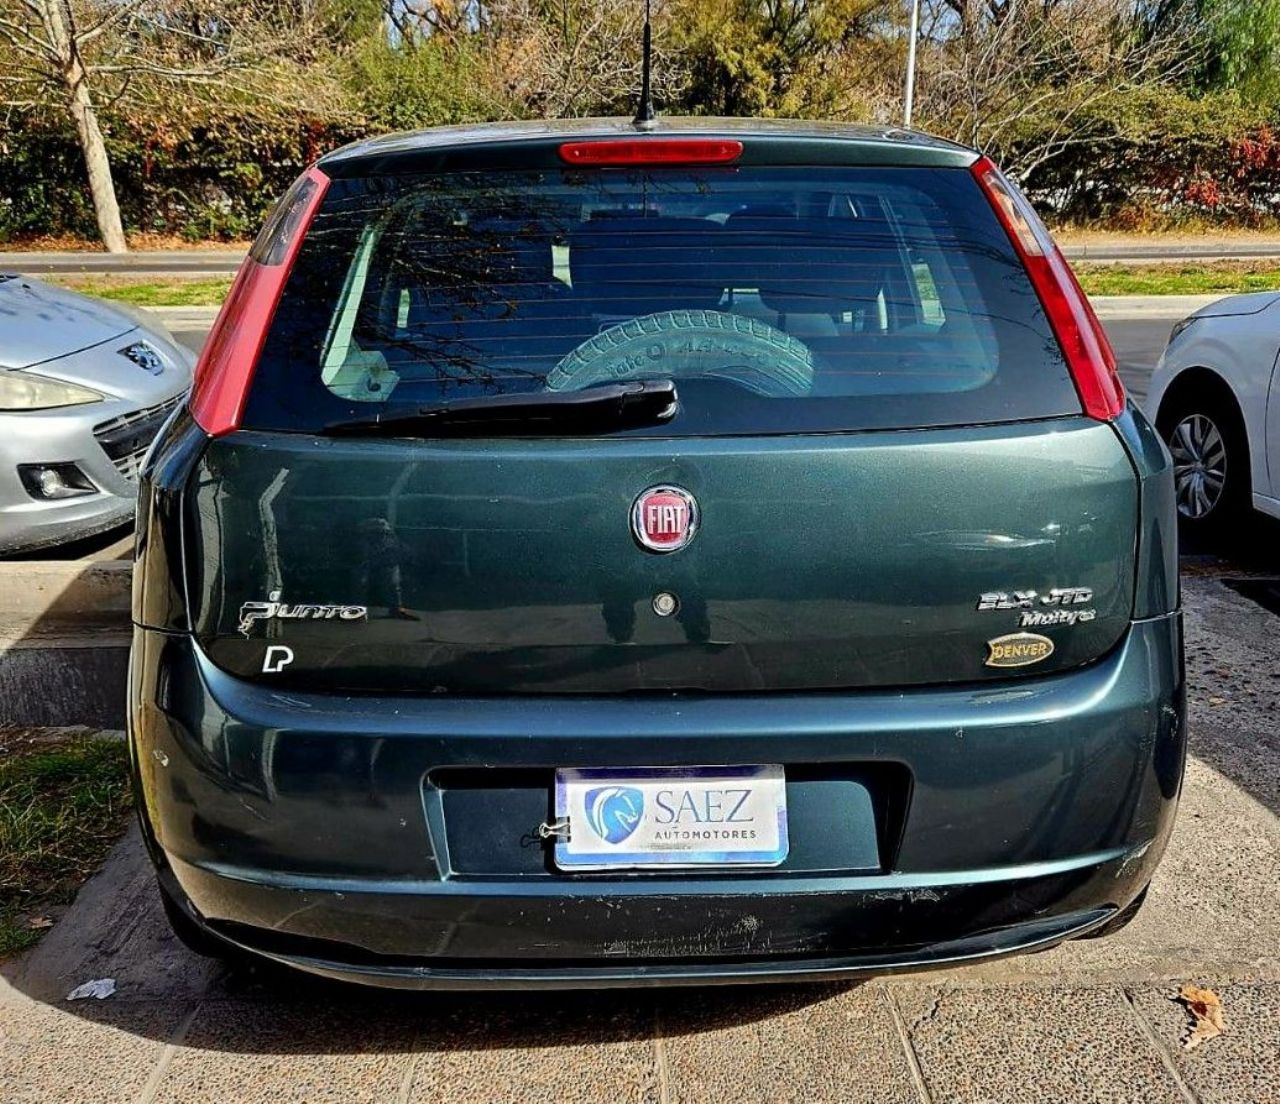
0,274,194,554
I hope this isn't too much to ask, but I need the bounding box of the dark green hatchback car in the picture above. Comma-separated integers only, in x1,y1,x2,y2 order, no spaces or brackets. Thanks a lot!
129,118,1184,988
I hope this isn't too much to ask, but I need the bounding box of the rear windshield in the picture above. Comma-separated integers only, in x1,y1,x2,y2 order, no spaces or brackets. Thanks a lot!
247,165,1080,435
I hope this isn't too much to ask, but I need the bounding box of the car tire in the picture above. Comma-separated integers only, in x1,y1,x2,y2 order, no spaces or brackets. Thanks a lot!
159,884,235,960
1158,390,1250,536
548,309,814,397
1081,886,1149,940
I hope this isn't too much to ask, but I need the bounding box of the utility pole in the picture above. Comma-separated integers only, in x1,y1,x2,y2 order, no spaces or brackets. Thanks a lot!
903,0,921,129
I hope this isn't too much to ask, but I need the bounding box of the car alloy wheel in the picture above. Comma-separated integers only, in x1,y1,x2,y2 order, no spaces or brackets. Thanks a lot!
1168,413,1227,520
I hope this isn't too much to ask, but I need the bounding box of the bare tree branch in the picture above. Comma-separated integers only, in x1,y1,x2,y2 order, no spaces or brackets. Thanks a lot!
0,13,55,55
916,0,1194,173
78,0,151,47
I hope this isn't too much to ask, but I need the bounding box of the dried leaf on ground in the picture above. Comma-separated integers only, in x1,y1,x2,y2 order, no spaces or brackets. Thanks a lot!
1177,984,1225,1050
26,916,54,930
66,978,116,1001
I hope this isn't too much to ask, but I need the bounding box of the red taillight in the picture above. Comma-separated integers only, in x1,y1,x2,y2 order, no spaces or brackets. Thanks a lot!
189,166,329,437
971,157,1124,421
558,139,743,166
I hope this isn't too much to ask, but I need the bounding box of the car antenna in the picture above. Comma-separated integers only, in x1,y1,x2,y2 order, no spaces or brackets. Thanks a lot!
633,0,656,129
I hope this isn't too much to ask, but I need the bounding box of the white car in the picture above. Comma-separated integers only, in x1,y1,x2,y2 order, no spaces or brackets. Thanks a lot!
1149,291,1280,531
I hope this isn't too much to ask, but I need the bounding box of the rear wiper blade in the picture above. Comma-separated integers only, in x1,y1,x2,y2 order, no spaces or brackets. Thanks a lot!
323,379,679,437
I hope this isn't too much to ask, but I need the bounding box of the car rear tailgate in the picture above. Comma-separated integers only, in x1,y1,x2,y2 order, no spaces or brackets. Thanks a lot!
184,416,1135,693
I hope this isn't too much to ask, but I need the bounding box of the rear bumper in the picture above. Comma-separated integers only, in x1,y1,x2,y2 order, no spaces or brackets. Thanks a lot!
161,861,1125,989
129,612,1185,988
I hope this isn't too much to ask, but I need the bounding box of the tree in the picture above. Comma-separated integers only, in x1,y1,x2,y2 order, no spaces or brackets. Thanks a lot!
1,1,135,250
1196,0,1280,102
0,0,348,251
669,0,895,117
480,0,688,119
915,0,1196,175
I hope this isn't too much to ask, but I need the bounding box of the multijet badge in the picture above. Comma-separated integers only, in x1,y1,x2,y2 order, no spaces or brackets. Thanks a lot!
977,586,1096,628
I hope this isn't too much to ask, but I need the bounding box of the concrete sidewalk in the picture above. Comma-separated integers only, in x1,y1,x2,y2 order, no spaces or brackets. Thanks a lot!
2,573,1278,1103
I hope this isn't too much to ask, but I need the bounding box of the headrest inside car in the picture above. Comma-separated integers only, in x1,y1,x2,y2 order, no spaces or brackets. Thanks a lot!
570,216,724,316
717,212,907,317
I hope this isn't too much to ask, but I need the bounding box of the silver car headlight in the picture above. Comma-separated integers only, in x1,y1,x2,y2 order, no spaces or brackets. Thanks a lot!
0,370,104,411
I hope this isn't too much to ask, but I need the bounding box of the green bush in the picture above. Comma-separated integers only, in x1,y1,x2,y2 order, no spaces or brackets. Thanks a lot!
1014,88,1280,228
0,107,361,242
346,35,514,132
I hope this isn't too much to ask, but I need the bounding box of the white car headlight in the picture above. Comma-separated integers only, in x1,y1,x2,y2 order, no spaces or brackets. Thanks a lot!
0,371,104,411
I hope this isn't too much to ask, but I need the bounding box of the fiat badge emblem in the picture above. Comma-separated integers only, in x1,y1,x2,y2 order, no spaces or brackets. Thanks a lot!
632,485,698,553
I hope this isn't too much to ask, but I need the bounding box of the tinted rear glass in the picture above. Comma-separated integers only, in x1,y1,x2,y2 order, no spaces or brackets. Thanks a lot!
247,165,1079,435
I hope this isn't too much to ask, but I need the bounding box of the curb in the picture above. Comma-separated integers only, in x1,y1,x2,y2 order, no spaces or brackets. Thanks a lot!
0,647,128,729
0,562,132,729
1089,294,1225,320
140,305,220,328
3,249,244,277
0,560,132,626
1062,240,1280,262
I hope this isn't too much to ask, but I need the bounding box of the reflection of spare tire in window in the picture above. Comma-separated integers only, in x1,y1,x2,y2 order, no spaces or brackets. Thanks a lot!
546,310,814,398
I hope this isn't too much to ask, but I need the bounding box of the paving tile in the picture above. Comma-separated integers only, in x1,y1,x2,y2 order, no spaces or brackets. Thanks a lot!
1129,983,1280,1103
896,984,1188,1104
0,994,185,1104
656,983,918,1104
152,998,418,1104
405,991,660,1104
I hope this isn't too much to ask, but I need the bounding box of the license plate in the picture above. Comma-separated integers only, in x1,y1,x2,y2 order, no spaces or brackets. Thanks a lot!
553,765,788,870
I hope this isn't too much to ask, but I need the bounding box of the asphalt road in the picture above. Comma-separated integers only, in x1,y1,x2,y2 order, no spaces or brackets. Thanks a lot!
5,250,245,277
1104,317,1171,408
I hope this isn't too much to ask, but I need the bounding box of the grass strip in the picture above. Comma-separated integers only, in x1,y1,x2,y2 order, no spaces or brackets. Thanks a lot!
46,275,232,307
0,732,132,957
1075,262,1280,297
